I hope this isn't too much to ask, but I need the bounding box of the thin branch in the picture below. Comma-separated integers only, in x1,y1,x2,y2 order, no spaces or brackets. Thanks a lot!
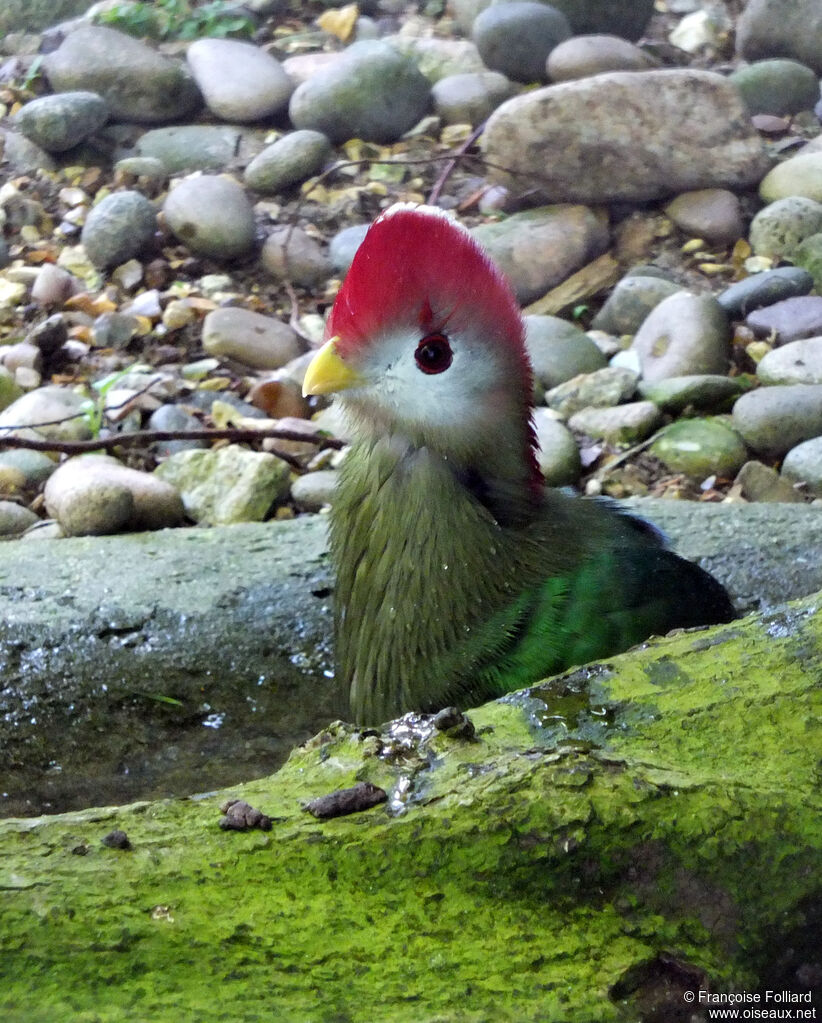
0,426,345,459
427,122,486,206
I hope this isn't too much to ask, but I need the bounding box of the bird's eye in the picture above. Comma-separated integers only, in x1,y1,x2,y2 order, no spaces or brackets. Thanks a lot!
414,333,453,375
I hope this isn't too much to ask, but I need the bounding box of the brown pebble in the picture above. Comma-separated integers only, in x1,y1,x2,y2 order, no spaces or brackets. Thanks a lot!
304,781,388,820
218,798,272,831
101,829,131,850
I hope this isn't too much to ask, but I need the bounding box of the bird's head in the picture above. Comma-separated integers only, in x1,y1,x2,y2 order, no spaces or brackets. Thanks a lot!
303,203,539,487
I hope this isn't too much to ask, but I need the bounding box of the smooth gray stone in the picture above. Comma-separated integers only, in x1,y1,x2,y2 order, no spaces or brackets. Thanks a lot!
717,267,814,317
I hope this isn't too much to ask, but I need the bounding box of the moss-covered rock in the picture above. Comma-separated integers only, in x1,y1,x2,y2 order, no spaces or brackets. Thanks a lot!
1,592,820,1021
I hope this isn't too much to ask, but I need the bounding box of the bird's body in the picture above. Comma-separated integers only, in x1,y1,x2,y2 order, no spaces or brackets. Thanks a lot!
303,204,735,725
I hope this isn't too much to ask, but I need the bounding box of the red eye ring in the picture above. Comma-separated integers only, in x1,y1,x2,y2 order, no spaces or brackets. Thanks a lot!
414,333,453,375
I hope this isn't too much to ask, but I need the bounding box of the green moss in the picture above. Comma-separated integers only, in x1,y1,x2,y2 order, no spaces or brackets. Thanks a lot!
1,596,821,1021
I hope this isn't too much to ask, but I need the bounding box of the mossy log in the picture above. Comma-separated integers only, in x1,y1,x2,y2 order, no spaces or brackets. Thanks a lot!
2,591,821,1022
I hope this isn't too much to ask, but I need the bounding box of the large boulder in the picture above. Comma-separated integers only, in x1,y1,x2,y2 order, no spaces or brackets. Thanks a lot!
481,69,771,203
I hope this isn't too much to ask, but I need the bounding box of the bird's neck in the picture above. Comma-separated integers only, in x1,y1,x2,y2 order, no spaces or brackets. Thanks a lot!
330,434,538,724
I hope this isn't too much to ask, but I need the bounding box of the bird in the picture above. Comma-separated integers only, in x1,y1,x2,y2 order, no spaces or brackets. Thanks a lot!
302,203,735,725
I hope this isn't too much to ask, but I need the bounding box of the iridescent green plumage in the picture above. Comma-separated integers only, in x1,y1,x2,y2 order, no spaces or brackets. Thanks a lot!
332,435,734,725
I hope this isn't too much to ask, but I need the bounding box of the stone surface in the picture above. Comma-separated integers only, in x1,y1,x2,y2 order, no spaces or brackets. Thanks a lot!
244,130,331,193
44,454,185,536
163,175,256,260
291,469,338,510
736,0,822,75
663,188,744,245
472,205,609,305
781,435,822,495
792,232,822,291
81,191,157,270
471,1,571,83
717,266,815,317
289,41,431,144
591,275,681,335
134,125,245,174
568,400,662,444
757,336,822,384
524,314,606,390
746,296,822,342
0,365,23,412
202,307,303,369
732,383,822,456
431,71,517,125
481,69,771,203
748,196,822,260
0,499,38,536
186,38,293,122
261,227,331,288
154,444,291,524
328,223,370,274
14,91,108,154
545,366,638,418
650,417,748,478
547,33,657,81
729,58,820,117
0,385,91,441
759,153,822,204
631,291,730,383
531,408,581,485
638,374,749,414
451,0,655,41
735,459,805,503
43,26,201,124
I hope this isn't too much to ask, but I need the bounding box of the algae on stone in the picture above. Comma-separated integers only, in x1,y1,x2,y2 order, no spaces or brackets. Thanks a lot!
1,592,820,1022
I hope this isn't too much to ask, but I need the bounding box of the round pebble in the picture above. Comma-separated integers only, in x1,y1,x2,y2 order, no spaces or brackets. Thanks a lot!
547,34,658,82
261,227,331,288
545,366,638,418
531,409,581,485
717,266,814,316
244,130,332,194
735,460,805,503
757,336,822,384
163,175,256,260
431,71,517,126
749,196,822,259
568,400,662,445
760,152,822,204
0,449,57,489
288,41,431,145
44,454,184,535
732,383,822,456
148,403,208,457
0,500,39,536
631,291,730,382
187,38,294,122
591,275,681,335
524,315,606,391
291,469,338,510
638,374,749,413
729,59,821,116
746,295,822,342
472,2,570,83
649,418,748,478
663,188,744,245
14,91,108,153
781,436,822,495
0,385,92,441
202,307,303,369
328,223,369,274
81,191,157,270
135,125,244,175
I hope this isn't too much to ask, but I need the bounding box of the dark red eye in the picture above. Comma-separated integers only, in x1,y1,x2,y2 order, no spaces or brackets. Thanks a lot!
414,333,453,374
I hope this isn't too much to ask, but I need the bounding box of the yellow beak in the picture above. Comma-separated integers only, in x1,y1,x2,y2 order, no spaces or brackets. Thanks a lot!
302,337,364,397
